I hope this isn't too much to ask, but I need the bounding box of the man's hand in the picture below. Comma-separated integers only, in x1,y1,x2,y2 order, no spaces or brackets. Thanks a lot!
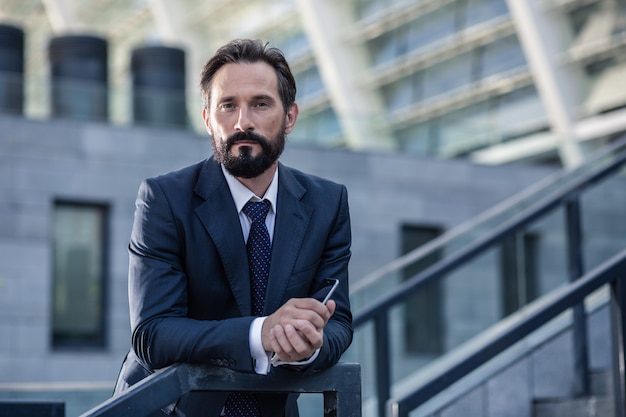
262,298,336,362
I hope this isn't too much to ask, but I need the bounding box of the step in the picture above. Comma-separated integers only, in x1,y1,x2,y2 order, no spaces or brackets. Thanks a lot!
533,396,614,417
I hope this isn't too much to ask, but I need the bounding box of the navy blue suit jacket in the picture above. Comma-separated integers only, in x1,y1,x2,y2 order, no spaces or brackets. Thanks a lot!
114,157,353,417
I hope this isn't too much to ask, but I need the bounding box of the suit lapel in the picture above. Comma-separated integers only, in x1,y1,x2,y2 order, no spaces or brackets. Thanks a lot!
193,158,252,316
264,164,312,314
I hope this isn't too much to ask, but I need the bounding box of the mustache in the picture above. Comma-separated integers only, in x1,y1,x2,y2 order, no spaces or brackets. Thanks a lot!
226,131,270,150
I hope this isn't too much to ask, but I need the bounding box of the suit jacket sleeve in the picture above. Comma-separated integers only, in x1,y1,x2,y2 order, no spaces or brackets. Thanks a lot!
128,176,257,373
305,183,353,372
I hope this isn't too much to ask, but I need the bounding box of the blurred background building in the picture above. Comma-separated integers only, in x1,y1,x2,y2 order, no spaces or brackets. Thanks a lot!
1,0,625,162
0,0,625,416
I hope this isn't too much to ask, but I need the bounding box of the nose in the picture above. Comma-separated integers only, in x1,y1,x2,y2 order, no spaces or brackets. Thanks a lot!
234,107,254,132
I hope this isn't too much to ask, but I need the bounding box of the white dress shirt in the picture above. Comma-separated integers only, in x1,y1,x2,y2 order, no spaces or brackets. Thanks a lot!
221,165,318,374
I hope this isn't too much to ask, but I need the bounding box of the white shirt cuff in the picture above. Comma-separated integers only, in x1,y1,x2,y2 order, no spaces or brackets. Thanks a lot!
250,317,321,372
271,348,320,368
250,317,271,374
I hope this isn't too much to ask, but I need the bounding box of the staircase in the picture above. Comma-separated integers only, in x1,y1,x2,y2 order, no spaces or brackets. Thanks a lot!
349,136,626,417
534,370,614,417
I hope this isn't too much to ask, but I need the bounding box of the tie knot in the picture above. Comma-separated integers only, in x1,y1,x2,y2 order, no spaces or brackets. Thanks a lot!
243,199,271,224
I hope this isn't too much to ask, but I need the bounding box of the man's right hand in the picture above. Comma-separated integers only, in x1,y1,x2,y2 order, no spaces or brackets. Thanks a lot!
262,298,335,363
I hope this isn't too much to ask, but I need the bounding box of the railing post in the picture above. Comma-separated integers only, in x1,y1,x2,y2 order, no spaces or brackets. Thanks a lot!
565,196,590,396
611,277,626,417
375,313,391,417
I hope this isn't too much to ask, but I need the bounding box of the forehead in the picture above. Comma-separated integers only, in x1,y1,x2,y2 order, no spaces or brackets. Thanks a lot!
210,62,279,102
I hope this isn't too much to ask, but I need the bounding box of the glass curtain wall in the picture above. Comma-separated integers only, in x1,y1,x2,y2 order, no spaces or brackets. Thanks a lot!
361,0,549,157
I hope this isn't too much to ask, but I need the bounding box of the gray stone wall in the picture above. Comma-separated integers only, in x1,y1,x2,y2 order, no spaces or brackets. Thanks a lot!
0,113,566,388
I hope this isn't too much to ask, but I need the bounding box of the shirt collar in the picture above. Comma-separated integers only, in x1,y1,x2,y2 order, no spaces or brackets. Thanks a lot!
221,164,278,214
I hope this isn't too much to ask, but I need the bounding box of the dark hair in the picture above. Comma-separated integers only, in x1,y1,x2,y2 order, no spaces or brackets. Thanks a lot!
200,39,297,113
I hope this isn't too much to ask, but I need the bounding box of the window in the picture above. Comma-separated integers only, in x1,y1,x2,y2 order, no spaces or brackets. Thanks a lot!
463,0,509,27
295,66,324,100
52,201,109,349
369,31,399,67
274,30,310,62
396,122,434,156
367,4,458,67
495,85,548,141
382,72,422,113
479,35,527,80
422,52,473,100
412,4,459,49
437,100,493,155
290,107,343,147
355,0,387,21
401,224,445,354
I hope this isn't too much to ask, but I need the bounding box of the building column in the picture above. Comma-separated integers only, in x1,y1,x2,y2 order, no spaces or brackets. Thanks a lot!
295,0,395,151
41,0,80,32
505,0,586,167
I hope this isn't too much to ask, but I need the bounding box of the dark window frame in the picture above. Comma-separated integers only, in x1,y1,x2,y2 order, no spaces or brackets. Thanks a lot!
51,199,110,350
401,223,445,355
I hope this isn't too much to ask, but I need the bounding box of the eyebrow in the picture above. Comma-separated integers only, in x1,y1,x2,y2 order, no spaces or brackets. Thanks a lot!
217,94,277,103
252,94,276,102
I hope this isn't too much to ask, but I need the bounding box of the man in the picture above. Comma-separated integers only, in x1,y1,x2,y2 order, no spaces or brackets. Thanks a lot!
113,39,353,417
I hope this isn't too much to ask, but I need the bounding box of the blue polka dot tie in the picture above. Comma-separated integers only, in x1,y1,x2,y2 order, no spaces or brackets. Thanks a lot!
223,199,272,417
243,199,272,316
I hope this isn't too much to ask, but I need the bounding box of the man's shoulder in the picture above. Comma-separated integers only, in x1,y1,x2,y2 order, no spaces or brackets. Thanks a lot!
279,163,346,204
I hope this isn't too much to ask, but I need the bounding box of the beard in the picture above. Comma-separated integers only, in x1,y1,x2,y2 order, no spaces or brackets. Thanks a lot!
212,127,286,178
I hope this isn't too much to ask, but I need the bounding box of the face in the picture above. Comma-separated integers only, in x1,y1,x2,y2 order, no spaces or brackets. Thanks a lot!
202,62,298,178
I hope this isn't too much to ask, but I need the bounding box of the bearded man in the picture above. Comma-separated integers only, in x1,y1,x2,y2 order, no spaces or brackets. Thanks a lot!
113,39,353,417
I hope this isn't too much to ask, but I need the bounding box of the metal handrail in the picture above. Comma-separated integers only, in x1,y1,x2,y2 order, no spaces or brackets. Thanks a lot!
353,138,626,417
351,135,626,295
79,362,361,417
386,247,626,417
354,144,626,319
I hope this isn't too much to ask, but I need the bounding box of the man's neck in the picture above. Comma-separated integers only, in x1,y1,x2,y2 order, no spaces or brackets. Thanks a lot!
236,163,277,198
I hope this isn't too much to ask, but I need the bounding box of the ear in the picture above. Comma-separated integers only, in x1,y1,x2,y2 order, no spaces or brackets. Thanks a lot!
284,103,299,135
202,107,213,136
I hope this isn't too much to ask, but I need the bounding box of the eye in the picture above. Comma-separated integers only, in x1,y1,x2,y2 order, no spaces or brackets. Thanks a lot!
251,95,275,109
254,101,270,109
218,102,235,111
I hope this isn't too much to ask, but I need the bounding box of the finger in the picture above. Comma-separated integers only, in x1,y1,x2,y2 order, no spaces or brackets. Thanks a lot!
284,324,314,357
270,325,289,355
281,303,327,329
273,323,313,362
326,299,336,316
293,298,332,319
293,320,323,350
